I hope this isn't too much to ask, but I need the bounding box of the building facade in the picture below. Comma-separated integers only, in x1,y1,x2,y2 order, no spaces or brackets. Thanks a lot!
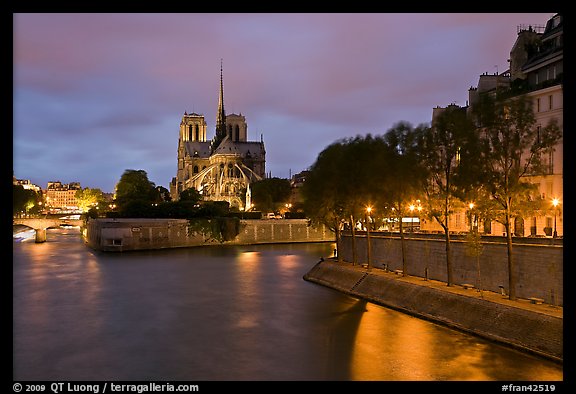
423,13,563,237
13,177,41,193
45,181,81,212
170,65,266,210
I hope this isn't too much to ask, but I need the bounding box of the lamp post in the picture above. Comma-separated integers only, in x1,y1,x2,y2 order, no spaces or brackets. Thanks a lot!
552,198,559,238
468,202,475,233
366,206,372,270
409,204,415,233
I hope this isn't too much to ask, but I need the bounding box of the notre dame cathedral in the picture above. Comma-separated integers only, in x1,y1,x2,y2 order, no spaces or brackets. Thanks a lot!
169,64,266,210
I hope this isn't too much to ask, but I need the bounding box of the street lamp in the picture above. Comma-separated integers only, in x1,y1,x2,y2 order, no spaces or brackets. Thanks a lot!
468,202,475,233
409,204,415,233
366,206,372,270
552,198,559,238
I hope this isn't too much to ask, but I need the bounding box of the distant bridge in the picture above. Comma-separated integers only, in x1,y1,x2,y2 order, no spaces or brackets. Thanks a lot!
13,216,84,243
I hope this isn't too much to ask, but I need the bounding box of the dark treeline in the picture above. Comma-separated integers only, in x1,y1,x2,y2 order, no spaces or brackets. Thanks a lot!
301,94,561,300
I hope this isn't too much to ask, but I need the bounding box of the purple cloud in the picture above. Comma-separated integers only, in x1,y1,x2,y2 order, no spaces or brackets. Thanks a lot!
13,13,555,191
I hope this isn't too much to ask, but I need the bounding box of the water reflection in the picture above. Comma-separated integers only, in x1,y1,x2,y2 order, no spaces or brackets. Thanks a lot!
13,231,562,381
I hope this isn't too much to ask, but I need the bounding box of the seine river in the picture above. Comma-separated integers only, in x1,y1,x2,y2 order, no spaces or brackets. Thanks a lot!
13,228,562,382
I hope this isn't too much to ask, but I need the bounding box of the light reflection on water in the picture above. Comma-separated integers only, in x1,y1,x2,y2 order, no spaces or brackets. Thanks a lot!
13,229,562,381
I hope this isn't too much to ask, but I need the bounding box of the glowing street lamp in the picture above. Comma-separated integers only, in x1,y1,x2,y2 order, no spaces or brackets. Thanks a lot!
468,202,475,233
409,204,415,232
365,206,372,270
552,198,559,238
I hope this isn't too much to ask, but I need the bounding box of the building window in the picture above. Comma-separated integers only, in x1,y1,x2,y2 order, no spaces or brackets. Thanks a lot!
195,125,200,141
548,95,553,110
536,98,541,112
235,125,240,141
193,165,199,174
548,151,554,174
188,125,193,141
228,125,233,139
547,181,553,198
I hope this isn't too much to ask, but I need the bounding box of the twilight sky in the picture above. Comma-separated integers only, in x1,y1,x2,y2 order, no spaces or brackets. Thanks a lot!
13,13,555,193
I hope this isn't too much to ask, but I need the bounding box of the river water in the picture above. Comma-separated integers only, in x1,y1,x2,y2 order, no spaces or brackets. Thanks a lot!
13,229,562,381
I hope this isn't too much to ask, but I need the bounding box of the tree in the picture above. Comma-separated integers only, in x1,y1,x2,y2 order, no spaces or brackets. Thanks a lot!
472,94,561,300
75,187,106,212
417,106,478,286
13,185,41,216
179,188,202,204
250,177,291,213
303,134,396,266
338,135,389,267
382,122,428,276
156,186,172,202
302,140,349,262
114,169,159,213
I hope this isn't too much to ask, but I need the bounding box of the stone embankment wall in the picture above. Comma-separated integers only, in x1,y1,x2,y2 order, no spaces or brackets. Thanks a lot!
304,261,563,362
84,218,333,252
340,233,563,305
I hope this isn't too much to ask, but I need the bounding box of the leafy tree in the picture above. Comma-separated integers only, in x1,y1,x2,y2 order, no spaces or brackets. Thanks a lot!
75,187,106,212
250,177,291,213
179,188,202,203
472,94,562,300
13,185,41,216
382,122,428,275
114,169,159,213
343,134,397,268
156,186,172,202
302,140,348,262
303,134,396,266
417,106,478,286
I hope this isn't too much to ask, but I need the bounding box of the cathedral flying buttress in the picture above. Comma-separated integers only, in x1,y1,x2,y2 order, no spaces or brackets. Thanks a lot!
169,63,266,210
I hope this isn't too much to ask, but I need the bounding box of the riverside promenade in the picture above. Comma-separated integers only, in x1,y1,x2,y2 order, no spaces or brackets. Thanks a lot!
304,258,563,362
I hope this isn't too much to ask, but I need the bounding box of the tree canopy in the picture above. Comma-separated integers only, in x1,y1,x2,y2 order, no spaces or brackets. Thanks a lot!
250,177,291,213
75,187,107,212
114,169,160,209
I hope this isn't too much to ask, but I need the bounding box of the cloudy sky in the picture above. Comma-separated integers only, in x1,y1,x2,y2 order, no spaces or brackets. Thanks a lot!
13,13,555,193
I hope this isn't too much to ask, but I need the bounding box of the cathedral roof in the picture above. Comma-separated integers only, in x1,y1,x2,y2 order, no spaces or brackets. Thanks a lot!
183,141,212,158
212,136,265,157
183,137,265,159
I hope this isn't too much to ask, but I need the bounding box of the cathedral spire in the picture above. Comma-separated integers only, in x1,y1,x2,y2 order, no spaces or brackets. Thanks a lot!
212,59,227,153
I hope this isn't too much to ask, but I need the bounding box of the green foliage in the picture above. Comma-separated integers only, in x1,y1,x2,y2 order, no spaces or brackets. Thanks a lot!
116,200,155,218
13,185,41,215
472,94,562,220
156,186,171,202
418,106,478,231
179,188,202,203
75,187,106,212
114,169,159,210
301,139,348,231
197,201,230,217
470,93,562,300
187,217,243,243
86,207,100,219
464,231,483,257
250,178,291,213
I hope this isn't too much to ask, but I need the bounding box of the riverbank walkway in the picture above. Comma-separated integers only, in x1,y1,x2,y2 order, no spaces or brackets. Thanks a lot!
323,258,563,319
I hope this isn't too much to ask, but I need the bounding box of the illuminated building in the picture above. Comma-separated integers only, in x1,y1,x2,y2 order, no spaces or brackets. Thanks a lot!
45,181,81,212
170,63,266,210
425,14,563,237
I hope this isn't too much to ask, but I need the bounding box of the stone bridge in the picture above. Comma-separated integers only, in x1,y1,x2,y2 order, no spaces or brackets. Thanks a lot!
13,217,84,243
